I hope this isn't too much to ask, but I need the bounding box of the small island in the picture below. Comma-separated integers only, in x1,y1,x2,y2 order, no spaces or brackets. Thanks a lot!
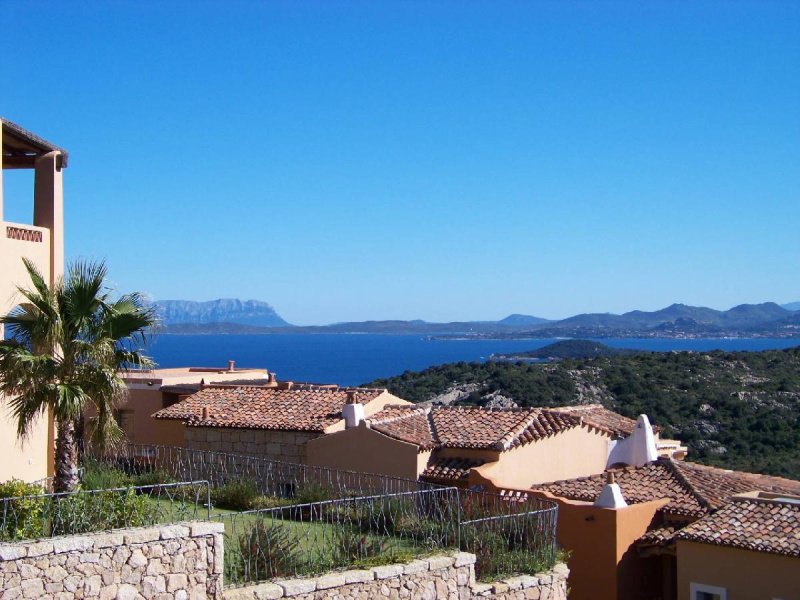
492,339,637,362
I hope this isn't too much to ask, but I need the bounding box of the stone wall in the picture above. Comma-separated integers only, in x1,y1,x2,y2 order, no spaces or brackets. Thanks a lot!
0,521,224,600
184,427,320,464
223,552,569,600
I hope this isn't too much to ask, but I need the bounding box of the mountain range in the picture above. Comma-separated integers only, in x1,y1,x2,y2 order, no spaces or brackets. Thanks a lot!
154,299,800,338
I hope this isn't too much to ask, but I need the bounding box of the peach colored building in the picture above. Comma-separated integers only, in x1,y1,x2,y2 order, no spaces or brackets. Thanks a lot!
306,403,672,488
153,386,410,464
99,363,272,453
522,459,800,600
0,118,66,482
675,491,799,600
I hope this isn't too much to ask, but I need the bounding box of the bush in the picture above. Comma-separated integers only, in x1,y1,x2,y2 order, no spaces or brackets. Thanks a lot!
211,478,260,511
231,519,300,581
80,461,133,490
132,469,175,487
332,528,390,566
294,481,332,505
49,489,151,536
0,479,46,541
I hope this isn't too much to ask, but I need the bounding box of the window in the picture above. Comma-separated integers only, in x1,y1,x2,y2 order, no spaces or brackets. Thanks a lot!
114,410,135,438
690,583,726,600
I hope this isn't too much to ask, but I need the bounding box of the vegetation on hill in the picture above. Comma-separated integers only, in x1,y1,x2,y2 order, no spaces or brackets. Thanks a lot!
365,347,800,479
493,339,633,360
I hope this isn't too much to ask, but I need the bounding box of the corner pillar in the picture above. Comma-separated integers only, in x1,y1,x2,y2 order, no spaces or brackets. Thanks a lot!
33,150,64,284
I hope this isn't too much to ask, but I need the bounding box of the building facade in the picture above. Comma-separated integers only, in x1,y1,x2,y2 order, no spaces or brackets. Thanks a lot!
0,118,66,482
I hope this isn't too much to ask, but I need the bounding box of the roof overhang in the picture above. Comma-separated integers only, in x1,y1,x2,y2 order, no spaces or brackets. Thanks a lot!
2,118,68,169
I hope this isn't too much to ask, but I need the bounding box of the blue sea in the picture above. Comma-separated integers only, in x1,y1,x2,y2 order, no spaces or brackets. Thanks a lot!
147,334,800,387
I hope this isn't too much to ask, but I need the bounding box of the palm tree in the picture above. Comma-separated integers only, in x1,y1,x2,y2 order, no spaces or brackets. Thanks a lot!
0,259,157,492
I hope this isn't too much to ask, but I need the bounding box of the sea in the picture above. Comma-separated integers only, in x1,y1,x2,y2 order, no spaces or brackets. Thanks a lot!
147,334,800,387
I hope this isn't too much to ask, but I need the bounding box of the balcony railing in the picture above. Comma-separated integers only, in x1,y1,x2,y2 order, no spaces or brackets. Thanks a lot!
5,224,43,243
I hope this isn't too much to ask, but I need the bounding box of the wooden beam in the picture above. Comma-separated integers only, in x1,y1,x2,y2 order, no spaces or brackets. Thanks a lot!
2,155,37,169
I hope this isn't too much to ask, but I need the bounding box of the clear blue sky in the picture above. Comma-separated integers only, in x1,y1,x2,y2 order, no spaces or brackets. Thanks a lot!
2,1,798,325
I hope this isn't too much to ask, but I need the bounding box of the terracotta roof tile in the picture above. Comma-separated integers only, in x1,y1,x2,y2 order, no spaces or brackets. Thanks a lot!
367,405,583,451
637,525,680,547
421,457,486,483
535,458,800,518
549,404,644,437
153,386,384,432
676,497,800,557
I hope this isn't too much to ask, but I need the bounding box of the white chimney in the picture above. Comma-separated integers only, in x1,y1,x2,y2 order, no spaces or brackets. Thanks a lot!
594,472,628,509
342,390,364,428
606,414,659,468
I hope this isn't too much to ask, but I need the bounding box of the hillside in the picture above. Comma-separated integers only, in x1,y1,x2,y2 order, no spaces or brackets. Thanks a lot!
365,347,800,479
493,339,634,360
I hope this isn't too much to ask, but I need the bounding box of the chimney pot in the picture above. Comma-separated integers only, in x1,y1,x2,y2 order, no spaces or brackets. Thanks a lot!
607,471,615,485
346,390,357,404
268,372,277,384
201,406,209,420
227,360,235,372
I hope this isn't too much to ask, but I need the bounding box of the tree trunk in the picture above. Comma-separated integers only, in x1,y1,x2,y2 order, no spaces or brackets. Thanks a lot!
53,418,80,493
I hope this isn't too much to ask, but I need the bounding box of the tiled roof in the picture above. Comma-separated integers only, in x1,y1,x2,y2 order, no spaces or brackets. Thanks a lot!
421,457,486,483
535,458,800,518
153,386,384,432
676,497,800,557
637,525,680,547
549,404,644,437
367,405,583,451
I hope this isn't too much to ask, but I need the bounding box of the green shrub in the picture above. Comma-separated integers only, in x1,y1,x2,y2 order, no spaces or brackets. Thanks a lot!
231,519,300,582
49,489,151,536
211,478,260,511
80,461,133,490
0,479,46,541
251,495,294,510
132,469,175,487
332,528,388,565
294,481,332,505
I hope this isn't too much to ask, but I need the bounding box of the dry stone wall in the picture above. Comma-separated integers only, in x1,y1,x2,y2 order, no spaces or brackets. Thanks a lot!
223,552,569,600
184,427,320,463
0,521,224,600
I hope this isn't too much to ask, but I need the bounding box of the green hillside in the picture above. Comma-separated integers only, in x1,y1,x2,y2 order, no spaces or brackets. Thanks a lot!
365,347,800,479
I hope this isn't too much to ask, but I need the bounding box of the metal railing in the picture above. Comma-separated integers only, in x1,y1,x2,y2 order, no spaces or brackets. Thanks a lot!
7,445,559,585
88,443,434,500
459,490,558,581
218,487,462,585
0,480,210,542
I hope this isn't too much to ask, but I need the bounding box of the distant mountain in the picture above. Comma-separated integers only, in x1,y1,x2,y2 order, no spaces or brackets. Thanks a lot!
153,299,800,338
153,299,291,327
498,314,551,326
554,302,790,330
783,302,800,312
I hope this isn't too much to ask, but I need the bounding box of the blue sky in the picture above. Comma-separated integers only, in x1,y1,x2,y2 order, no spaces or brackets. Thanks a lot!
2,1,798,325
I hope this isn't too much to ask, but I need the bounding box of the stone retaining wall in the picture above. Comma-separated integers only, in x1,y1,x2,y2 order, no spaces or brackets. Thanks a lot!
0,521,224,600
185,427,319,464
224,552,569,600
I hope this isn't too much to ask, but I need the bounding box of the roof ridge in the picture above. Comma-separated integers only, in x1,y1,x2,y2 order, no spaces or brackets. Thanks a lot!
495,410,542,450
368,405,429,426
661,459,711,511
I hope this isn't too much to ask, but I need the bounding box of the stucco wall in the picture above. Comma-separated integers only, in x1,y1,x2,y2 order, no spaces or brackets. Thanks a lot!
223,552,569,600
185,427,320,463
526,490,667,600
0,222,53,483
473,425,612,489
306,425,423,480
0,520,224,599
677,540,800,600
110,387,186,447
